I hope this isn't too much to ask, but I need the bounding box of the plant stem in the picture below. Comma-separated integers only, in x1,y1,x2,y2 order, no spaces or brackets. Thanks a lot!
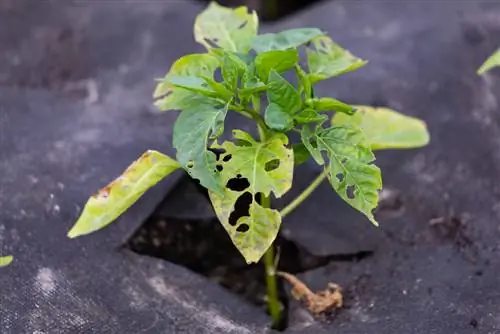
261,195,281,326
280,169,328,218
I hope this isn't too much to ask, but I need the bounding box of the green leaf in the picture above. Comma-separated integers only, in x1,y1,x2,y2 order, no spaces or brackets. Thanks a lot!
0,256,13,268
173,101,230,194
222,52,247,90
194,2,258,53
294,108,327,124
68,151,180,238
203,77,234,101
166,76,217,97
255,49,299,82
306,36,367,83
208,130,294,263
478,48,500,75
292,143,310,165
267,70,301,113
300,124,324,165
252,28,324,53
332,106,430,150
307,97,355,115
154,54,219,111
315,126,381,225
265,103,294,131
239,64,266,102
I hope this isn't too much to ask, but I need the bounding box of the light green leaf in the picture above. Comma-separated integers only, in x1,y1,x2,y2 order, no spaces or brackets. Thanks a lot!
307,97,355,115
166,76,217,97
300,124,324,165
267,70,301,113
239,64,266,102
294,108,327,124
265,103,294,131
332,106,430,150
68,151,180,238
292,143,310,165
306,36,367,83
316,126,381,225
194,2,258,53
252,28,324,53
0,256,13,268
255,49,299,82
208,130,294,263
203,77,234,101
173,101,230,194
154,54,219,111
478,48,500,75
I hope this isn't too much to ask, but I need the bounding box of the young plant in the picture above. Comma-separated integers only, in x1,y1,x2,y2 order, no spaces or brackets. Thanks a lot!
67,2,429,324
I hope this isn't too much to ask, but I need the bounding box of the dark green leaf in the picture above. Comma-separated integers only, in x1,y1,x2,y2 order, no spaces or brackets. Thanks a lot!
293,143,310,165
300,124,324,165
194,2,258,53
306,36,367,83
208,130,293,263
255,49,299,82
315,126,381,225
252,28,324,53
222,52,247,90
173,101,230,194
294,108,327,124
307,97,355,115
267,70,301,113
265,103,294,131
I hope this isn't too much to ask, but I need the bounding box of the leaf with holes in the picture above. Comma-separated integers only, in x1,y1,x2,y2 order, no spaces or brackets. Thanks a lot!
68,151,180,238
0,256,13,268
194,2,258,53
478,48,500,75
208,130,293,263
154,54,219,111
307,97,356,115
300,124,324,165
332,106,430,150
255,49,299,82
252,28,324,53
315,126,382,225
306,36,367,83
173,100,230,194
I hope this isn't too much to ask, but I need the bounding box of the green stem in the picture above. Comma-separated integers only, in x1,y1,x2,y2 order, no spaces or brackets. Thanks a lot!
280,169,328,218
261,195,281,326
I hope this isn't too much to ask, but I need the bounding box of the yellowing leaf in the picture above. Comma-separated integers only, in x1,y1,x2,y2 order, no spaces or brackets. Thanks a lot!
0,256,13,268
306,36,367,83
477,48,500,75
208,130,293,263
332,106,430,150
68,151,180,238
194,2,258,53
154,54,219,111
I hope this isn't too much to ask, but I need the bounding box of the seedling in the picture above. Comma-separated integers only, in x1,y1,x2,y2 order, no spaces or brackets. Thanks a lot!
68,3,429,325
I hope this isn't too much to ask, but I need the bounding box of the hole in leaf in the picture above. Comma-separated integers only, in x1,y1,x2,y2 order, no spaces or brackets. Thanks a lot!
265,159,280,172
214,68,223,82
204,38,219,48
236,223,250,233
346,185,356,199
223,154,232,162
336,173,344,182
254,192,263,205
226,176,250,192
187,161,194,168
216,165,223,172
228,191,252,226
208,148,226,161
